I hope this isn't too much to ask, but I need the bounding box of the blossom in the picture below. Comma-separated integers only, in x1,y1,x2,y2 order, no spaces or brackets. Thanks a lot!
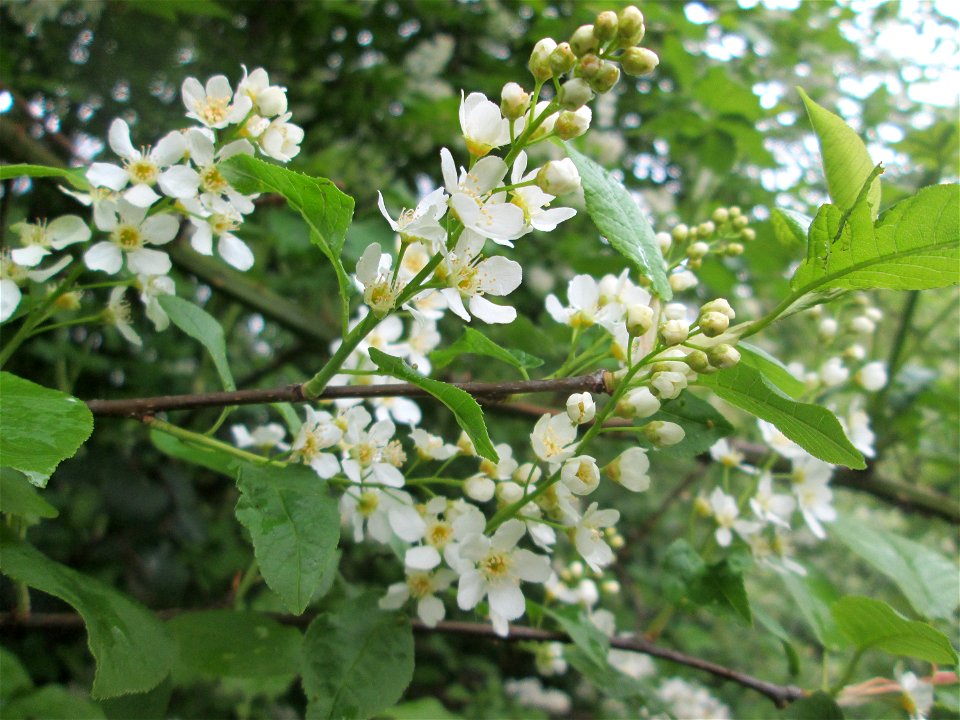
437,230,522,324
258,112,304,162
456,519,552,636
182,74,253,129
508,152,577,235
709,488,759,546
855,361,887,391
103,286,141,347
0,253,72,323
183,128,257,212
530,413,577,465
620,387,660,419
231,422,289,452
10,216,90,267
605,447,651,492
409,428,458,461
459,91,510,157
842,404,876,458
291,407,342,479
377,187,448,249
560,455,600,495
136,273,175,331
85,200,178,276
535,159,580,196
545,275,623,330
792,456,836,539
379,568,458,627
565,392,595,425
440,148,525,244
749,474,795,527
339,486,413,544
820,356,849,386
236,66,288,117
184,195,255,271
574,503,620,571
709,439,749,471
356,243,398,314
340,406,405,488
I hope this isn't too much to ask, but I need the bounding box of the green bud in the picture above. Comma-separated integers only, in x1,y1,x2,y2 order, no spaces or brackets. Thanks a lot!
529,38,558,81
569,24,599,56
643,421,685,447
698,221,715,237
574,53,603,80
589,61,620,93
559,78,594,110
594,11,619,42
728,206,742,218
554,107,592,140
616,5,645,47
671,224,689,242
687,241,709,259
686,349,711,373
620,46,659,76
698,311,730,337
732,215,749,230
741,227,756,242
724,242,745,256
549,42,576,76
711,207,729,224
707,343,741,369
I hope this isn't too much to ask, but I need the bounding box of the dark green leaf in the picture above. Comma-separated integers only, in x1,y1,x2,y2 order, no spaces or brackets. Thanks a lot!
430,327,543,374
3,686,106,719
0,372,94,487
787,692,845,720
149,428,237,477
699,363,865,468
0,647,33,701
661,540,751,623
368,347,498,462
302,593,414,720
234,463,340,615
382,698,462,720
0,534,174,698
737,343,806,399
0,468,59,518
0,163,89,190
100,677,172,720
831,596,958,665
157,296,235,391
565,145,671,300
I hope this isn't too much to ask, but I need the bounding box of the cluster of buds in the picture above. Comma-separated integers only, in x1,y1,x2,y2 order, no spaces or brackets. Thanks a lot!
657,206,755,270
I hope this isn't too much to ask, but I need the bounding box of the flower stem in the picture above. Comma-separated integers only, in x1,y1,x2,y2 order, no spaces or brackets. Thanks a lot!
146,417,285,467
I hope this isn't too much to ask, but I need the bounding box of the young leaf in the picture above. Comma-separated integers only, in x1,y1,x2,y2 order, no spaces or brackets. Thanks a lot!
737,343,806,399
565,145,671,300
770,208,810,247
302,592,414,720
0,372,94,487
831,596,958,665
797,87,881,218
698,363,865,468
368,347,499,462
158,296,236,391
0,468,59,518
830,516,959,620
430,327,544,374
0,533,174,698
0,163,90,190
3,686,107,719
234,463,340,615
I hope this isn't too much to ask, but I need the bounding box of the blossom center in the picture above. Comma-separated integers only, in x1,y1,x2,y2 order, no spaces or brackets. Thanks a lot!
113,225,143,250
407,573,434,599
199,97,230,126
480,551,512,581
210,213,239,236
127,156,159,185
426,520,453,548
201,165,229,194
357,490,379,516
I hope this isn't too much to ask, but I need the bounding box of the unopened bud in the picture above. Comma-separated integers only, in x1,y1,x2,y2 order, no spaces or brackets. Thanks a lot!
550,42,577,76
656,231,672,253
686,349,711,373
555,106,592,140
617,6,645,46
724,242,744,256
698,221,715,237
464,474,495,502
660,319,689,346
671,224,689,242
732,215,749,230
643,420,685,447
500,82,530,120
818,318,838,340
687,241,710,259
569,25,599,56
575,53,603,80
626,304,654,336
496,480,525,505
589,62,620,94
699,311,730,337
707,343,741,369
701,298,735,319
594,11,619,42
619,386,660,418
711,207,729,224
728,206,742,218
621,46,659,76
529,38,558,81
559,78,594,110
669,270,698,292
536,158,581,196
566,392,596,425
741,227,756,242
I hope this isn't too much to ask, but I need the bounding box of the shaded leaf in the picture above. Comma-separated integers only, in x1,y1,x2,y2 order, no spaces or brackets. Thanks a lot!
737,343,805,399
787,692,845,720
0,468,59,518
779,571,847,650
158,296,235,391
3,686,106,719
430,327,543,374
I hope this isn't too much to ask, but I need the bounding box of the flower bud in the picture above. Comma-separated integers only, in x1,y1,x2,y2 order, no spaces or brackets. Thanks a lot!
656,231,672,253
464,474,495,502
561,455,600,495
707,343,741,369
732,215,749,230
619,386,660,418
685,350,711,373
574,53,603,80
843,343,866,361
669,270,698,292
741,227,756,242
616,6,645,46
558,78,594,110
728,206,742,218
626,303,654,336
528,100,558,141
699,311,730,337
496,480,525,505
643,420,685,447
712,207,730,224
529,38,558,81
724,242,744,256
687,241,710,259
855,361,887,391
569,25,599,56
698,221,715,238
500,82,531,120
850,315,875,334
605,447,651,492
701,298,735,319
818,318,838,340
549,42,577,76
671,224,689,242
554,107,592,140
456,430,476,456
589,62,620,94
660,319,689,346
621,46,659,76
536,158,581,196
566,392,596,424
650,370,687,399
594,11,619,42
602,579,621,594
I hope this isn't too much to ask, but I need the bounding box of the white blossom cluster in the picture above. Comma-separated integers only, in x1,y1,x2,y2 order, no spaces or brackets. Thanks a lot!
2,67,301,343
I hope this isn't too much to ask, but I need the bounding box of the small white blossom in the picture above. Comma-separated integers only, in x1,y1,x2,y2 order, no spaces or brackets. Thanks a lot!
855,361,887,391
377,187,448,250
181,74,253,129
103,286,141,347
574,503,620,571
820,356,849,387
236,66,288,117
459,91,510,157
231,423,289,452
560,455,600,495
85,200,177,276
136,273,175,331
749,474,795,527
292,407,342,479
10,216,90,267
566,392,595,424
379,568,458,627
258,112,304,162
437,230,522,324
530,413,578,466
791,455,836,539
0,253,72,322
605,447,651,492
440,148,525,244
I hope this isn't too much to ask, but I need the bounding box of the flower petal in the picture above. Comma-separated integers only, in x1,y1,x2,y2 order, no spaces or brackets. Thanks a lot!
217,233,255,271
87,163,129,191
108,119,137,160
84,241,123,274
127,248,172,275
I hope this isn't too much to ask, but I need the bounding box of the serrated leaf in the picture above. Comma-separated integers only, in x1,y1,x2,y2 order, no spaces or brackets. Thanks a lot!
770,208,810,246
149,428,237,477
0,534,174,698
831,596,958,665
0,372,94,486
737,343,805,399
830,516,959,620
3,686,106,719
157,296,235,391
168,610,302,679
699,363,865,468
0,468,59,518
99,677,172,720
565,145,671,300
368,347,498,462
798,87,881,218
302,593,414,720
430,327,543,374
0,163,89,190
234,463,340,615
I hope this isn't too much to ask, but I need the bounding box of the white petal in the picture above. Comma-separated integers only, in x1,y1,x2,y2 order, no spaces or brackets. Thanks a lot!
476,256,521,296
469,295,516,324
108,119,137,159
27,255,72,282
389,505,426,542
205,74,233,100
0,279,22,322
441,288,471,322
219,139,255,160
84,241,123,274
417,595,445,627
127,248,172,275
142,214,180,245
379,583,409,610
158,165,200,199
491,519,525,551
123,184,161,208
469,156,508,192
512,549,552,582
405,546,441,570
310,453,340,479
457,570,485,610
488,583,525,621
372,463,405,488
48,215,91,248
377,192,400,231
181,77,205,110
185,128,215,166
87,163,129,191
11,245,49,267
152,131,186,166
440,147,458,193
218,234,255,271
531,206,577,232
116,320,143,347
144,296,169,331
190,222,214,254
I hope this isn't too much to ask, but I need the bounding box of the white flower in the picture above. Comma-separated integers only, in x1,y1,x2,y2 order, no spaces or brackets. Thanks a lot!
437,231,522,324
136,273,175,331
103,286,141,347
668,269,698,292
356,242,398,315
440,148,525,245
530,413,577,466
378,187,448,250
749,474,795,527
650,370,687,400
758,419,806,460
456,519,552,636
237,66,288,117
536,159,580,196
605,447,651,492
379,568,458,627
185,195,255,271
560,455,600,495
182,74,252,129
231,422,289,452
566,392,595,425
855,361,887,391
504,678,571,716
621,386,660,418
464,474,496,502
508,152,577,236
842,404,875,458
459,91,510,157
545,274,623,330
574,503,620,571
0,253,72,323
820,357,849,387
85,200,177,276
792,456,836,539
340,486,413,544
291,407,342,478
898,670,935,720
183,128,257,212
709,439,749,470
86,120,191,208
10,216,90,268
341,406,405,488
533,642,567,676
258,112,304,162
409,428,458,461
709,488,759,546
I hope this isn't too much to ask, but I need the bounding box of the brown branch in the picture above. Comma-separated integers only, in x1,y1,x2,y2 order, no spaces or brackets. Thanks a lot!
84,371,609,418
0,611,806,708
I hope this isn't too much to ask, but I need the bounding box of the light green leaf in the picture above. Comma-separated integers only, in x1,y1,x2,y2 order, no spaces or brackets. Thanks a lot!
368,347,499,462
633,391,733,458
699,363,865,468
220,155,355,322
149,429,236,477
168,610,302,679
787,692,845,720
779,571,847,650
157,296,235,391
3,686,106,719
753,605,800,677
770,208,810,246
798,87,881,217
0,372,94,487
830,516,959,620
430,327,543,374
0,534,174,698
234,463,340,615
538,603,609,670
565,145,671,300
383,698,462,720
0,163,89,190
302,592,414,720
0,468,59,518
737,343,806,399
831,596,958,665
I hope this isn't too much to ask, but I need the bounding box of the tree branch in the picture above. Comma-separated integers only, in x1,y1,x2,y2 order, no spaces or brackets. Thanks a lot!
0,611,807,708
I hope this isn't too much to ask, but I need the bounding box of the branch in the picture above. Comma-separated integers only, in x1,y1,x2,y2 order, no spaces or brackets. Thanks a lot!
0,611,807,708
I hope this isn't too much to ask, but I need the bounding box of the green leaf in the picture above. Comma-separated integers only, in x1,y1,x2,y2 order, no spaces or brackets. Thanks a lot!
0,647,33,701
0,372,94,487
661,540,751,623
779,571,847,650
168,610,302,679
157,296,235,391
752,605,800,677
797,87,881,218
234,463,340,615
830,516,959,620
3,686,106,719
149,428,237,477
100,678,172,720
694,67,763,121
564,647,660,706
634,391,734,458
0,534,174,698
831,596,958,665
565,145,671,300
220,155,355,322
698,363,865,468
430,327,543,375
368,347,499,462
787,692,845,720
538,603,609,671
302,593,414,720
0,163,89,190
770,208,810,247
382,698,462,720
737,343,806,399
0,468,59,518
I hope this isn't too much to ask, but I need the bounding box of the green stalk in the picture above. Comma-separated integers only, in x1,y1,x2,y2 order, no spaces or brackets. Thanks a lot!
147,417,285,467
300,311,381,398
